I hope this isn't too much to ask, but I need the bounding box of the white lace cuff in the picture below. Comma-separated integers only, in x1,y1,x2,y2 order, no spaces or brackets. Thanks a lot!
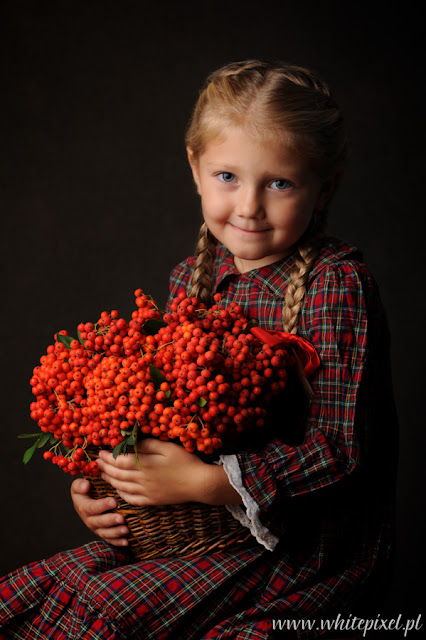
219,454,279,551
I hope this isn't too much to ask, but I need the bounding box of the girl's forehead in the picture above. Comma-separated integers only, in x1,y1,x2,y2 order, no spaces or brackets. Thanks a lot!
198,127,317,180
200,126,299,163
194,122,327,178
202,121,292,149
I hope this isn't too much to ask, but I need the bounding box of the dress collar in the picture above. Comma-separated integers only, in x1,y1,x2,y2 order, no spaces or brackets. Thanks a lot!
212,237,362,296
213,244,296,297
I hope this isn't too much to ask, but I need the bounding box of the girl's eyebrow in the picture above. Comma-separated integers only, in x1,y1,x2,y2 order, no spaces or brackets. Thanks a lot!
206,160,279,171
205,161,235,168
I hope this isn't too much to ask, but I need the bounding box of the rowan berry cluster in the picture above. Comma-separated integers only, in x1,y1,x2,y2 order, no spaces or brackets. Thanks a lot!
142,292,292,455
24,289,292,476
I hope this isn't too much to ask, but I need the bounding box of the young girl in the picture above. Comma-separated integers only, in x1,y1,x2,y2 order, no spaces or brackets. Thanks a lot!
0,60,398,639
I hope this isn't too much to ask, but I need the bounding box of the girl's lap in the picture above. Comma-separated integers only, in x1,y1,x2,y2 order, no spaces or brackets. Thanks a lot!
0,541,269,639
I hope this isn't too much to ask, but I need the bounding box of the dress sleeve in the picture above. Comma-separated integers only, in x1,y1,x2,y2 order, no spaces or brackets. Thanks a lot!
228,262,377,541
164,257,195,311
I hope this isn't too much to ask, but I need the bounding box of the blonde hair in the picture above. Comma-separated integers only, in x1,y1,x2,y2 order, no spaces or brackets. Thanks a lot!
186,59,348,332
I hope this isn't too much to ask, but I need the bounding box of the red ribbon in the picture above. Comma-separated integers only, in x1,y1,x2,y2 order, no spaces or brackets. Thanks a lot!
250,326,320,377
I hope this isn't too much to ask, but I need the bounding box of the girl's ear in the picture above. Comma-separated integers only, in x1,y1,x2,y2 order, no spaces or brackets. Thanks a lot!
187,147,201,195
315,171,341,211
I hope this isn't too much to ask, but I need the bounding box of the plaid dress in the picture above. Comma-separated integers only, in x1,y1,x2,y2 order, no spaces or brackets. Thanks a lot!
0,237,398,639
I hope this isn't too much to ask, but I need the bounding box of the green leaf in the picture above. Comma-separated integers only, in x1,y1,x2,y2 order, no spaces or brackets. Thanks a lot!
143,318,167,335
112,428,136,460
23,440,39,464
77,330,85,345
18,433,42,439
113,440,126,459
132,421,141,469
148,364,166,389
132,421,139,441
198,397,207,407
57,334,76,349
37,433,51,448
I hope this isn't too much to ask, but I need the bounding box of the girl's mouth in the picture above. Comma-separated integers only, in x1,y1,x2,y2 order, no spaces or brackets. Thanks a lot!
229,223,270,234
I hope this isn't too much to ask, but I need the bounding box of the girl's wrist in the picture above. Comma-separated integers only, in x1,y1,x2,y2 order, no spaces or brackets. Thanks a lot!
200,463,242,506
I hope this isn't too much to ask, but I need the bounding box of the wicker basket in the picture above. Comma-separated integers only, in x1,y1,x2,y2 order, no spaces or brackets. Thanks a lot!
84,465,253,560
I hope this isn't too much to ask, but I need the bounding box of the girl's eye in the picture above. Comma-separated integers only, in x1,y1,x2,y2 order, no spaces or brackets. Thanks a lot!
270,179,292,191
218,172,236,183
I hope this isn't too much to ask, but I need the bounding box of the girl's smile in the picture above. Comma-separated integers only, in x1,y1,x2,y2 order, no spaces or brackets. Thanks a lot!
188,127,328,273
229,223,271,234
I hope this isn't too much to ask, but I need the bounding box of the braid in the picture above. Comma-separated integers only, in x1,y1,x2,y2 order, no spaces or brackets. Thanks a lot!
282,213,325,334
281,223,324,400
188,222,218,305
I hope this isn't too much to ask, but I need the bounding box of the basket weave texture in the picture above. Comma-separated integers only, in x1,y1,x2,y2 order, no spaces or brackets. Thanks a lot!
84,470,253,560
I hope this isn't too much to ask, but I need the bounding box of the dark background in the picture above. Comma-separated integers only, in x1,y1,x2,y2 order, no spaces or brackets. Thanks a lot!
1,0,425,634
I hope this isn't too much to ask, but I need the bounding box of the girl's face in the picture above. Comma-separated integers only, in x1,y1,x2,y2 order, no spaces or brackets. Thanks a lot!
188,127,330,273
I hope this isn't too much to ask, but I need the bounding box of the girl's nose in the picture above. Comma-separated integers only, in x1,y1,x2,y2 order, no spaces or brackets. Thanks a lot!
236,186,265,219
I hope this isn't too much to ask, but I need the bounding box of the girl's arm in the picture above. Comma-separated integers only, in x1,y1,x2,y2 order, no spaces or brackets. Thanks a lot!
222,262,398,541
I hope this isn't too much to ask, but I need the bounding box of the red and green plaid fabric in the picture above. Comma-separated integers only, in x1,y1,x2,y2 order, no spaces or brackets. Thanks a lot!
0,237,398,639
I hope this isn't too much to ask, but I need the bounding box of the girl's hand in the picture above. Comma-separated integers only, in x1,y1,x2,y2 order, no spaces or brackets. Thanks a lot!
96,438,242,507
70,478,130,547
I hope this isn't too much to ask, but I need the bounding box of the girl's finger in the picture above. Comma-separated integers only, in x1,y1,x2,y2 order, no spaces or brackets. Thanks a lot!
71,489,118,518
88,512,127,531
97,460,140,482
101,472,145,496
115,489,152,506
105,538,129,548
96,528,129,547
79,496,117,517
71,478,91,494
98,450,139,470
